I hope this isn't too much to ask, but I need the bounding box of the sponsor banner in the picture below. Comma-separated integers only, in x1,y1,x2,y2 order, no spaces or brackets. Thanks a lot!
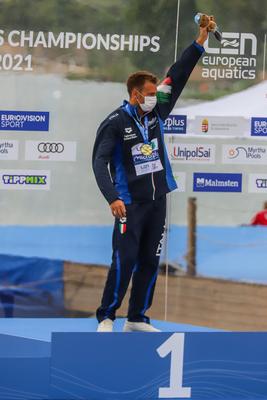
193,116,247,136
202,32,257,81
0,140,18,160
251,117,267,136
25,141,77,161
222,144,267,164
193,172,242,192
0,170,50,190
0,31,161,53
172,172,186,192
167,143,215,164
163,115,187,134
0,111,49,131
248,174,267,193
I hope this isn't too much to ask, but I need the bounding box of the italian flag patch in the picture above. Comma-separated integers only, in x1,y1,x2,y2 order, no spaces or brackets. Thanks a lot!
119,222,127,234
157,76,172,104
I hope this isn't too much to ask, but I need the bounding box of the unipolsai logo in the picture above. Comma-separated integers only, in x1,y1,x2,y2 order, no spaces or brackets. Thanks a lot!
202,32,257,80
163,115,186,134
170,144,215,164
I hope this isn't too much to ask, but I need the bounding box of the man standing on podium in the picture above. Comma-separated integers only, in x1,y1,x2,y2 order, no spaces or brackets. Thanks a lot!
93,23,209,332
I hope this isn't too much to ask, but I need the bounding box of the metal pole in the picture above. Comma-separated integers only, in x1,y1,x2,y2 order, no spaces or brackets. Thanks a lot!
187,197,197,276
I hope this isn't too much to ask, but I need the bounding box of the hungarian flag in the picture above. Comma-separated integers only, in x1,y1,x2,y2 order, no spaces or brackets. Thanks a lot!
157,77,172,104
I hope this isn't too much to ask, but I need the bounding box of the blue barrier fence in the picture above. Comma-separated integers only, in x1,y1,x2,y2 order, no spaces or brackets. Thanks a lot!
0,225,266,282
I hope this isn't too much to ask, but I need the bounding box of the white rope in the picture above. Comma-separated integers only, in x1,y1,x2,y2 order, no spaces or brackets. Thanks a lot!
263,34,267,81
164,0,181,321
174,0,181,62
164,193,171,321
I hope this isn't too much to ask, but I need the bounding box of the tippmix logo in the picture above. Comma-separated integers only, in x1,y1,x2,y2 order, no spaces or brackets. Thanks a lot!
0,170,50,190
256,179,267,189
248,174,267,193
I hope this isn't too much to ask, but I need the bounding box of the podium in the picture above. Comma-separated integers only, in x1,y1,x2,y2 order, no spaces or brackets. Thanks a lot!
0,318,266,399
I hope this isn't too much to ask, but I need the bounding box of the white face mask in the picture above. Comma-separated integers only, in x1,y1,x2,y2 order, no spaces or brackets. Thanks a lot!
137,91,157,112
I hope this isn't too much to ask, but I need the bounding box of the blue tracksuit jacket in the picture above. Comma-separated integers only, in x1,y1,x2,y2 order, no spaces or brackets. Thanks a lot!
93,41,204,204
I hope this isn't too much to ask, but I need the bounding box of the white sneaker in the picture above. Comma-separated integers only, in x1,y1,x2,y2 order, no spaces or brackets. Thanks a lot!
97,318,114,332
123,321,161,332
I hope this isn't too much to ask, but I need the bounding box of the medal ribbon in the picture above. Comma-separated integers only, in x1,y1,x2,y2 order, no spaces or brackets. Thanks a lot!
124,103,150,144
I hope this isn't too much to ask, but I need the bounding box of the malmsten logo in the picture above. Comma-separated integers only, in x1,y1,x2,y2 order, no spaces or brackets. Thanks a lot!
193,173,242,192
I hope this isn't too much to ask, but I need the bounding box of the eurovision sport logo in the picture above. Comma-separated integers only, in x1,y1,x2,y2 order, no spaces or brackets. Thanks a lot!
193,173,242,192
0,111,49,131
163,115,187,134
25,141,77,161
0,170,50,190
251,118,267,136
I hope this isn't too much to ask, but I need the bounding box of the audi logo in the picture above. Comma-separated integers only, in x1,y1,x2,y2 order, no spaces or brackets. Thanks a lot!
38,142,64,153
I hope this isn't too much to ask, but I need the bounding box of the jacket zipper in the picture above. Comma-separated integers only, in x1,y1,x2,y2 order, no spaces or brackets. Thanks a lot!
151,172,155,200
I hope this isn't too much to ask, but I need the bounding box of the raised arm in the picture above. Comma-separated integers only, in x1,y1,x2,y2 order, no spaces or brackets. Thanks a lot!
156,27,208,120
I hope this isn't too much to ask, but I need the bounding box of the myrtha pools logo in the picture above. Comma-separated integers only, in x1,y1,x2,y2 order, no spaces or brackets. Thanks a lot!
226,146,266,160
